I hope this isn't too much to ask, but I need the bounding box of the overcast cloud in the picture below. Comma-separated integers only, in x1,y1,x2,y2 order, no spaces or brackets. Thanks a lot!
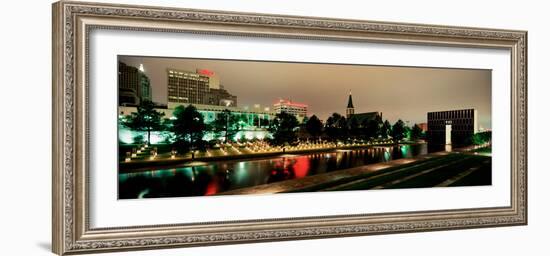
119,56,491,129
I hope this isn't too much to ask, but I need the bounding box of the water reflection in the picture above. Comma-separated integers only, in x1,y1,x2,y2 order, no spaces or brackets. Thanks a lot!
119,144,428,199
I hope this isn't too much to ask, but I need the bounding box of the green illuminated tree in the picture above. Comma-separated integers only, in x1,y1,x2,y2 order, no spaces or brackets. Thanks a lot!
391,119,406,143
269,112,299,145
211,109,238,142
235,114,249,131
122,100,164,145
301,116,309,125
305,115,323,140
471,131,492,145
171,105,206,152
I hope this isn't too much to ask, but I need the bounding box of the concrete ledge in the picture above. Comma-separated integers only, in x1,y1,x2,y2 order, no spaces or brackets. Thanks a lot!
119,142,414,173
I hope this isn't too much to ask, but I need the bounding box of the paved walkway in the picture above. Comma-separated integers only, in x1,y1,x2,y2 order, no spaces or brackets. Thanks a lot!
217,151,451,195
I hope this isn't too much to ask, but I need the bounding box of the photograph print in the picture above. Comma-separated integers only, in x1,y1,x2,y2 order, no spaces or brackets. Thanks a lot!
117,56,492,199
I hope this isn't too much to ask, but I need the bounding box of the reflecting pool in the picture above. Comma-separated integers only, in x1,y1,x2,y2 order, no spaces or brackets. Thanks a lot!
119,144,428,199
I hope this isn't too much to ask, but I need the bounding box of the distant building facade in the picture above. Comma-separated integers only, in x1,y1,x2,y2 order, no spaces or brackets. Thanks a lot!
167,68,237,106
427,109,478,145
118,62,152,106
167,69,210,104
347,112,383,126
208,85,238,107
418,122,428,132
273,99,308,122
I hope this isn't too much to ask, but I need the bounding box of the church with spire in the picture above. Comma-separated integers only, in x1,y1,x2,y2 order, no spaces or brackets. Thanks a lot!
346,90,355,118
345,90,383,125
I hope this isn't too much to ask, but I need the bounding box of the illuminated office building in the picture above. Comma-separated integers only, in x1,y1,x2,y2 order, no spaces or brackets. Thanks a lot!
273,99,308,121
167,68,237,106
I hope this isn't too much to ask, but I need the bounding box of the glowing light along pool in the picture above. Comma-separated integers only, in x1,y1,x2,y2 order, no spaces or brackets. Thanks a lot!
118,144,428,199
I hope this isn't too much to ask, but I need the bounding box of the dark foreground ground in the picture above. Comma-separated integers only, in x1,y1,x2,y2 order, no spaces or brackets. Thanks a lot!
306,153,490,192
219,152,491,195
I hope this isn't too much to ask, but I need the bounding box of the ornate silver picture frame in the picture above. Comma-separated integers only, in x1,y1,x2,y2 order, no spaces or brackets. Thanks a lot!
52,1,527,255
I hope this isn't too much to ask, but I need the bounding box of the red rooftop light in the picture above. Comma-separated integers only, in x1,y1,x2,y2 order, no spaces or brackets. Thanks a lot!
273,99,308,108
197,69,215,76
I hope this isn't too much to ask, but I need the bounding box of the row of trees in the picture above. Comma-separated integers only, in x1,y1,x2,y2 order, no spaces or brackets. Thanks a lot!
122,101,425,150
264,111,423,146
122,101,246,149
302,113,423,144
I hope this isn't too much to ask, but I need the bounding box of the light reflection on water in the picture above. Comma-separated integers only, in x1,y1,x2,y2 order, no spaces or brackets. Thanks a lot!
119,144,428,199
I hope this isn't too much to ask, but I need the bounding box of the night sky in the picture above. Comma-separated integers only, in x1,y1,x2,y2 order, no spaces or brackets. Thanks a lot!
119,56,491,129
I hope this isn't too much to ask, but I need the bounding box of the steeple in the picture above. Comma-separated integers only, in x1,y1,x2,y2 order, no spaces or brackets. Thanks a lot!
346,90,354,118
347,90,354,108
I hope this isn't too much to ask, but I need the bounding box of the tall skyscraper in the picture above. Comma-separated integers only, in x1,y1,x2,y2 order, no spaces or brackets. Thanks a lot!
167,69,210,104
118,62,152,106
167,68,237,106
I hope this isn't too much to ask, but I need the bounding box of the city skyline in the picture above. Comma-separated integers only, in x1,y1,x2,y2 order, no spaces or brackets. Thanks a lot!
119,56,492,129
